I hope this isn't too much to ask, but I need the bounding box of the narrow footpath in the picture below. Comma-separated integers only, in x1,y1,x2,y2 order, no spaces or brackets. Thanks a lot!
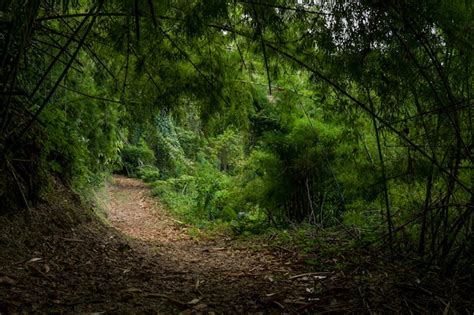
0,176,346,314
103,176,332,314
1,176,466,313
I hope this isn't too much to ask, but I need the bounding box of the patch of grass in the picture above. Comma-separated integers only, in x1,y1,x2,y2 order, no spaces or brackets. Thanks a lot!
89,180,112,225
187,226,204,240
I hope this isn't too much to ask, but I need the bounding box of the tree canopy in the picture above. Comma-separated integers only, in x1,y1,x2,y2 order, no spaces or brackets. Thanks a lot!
1,0,472,274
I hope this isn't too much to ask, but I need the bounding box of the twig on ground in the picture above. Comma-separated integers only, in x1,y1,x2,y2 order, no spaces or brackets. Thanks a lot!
273,300,285,309
403,298,414,315
289,272,331,280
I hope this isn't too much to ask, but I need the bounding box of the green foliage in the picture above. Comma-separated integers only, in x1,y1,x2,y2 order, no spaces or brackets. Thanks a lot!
205,129,244,173
150,136,240,225
137,165,160,183
1,0,472,274
119,140,155,177
147,114,193,178
32,55,122,197
151,174,196,221
237,101,348,225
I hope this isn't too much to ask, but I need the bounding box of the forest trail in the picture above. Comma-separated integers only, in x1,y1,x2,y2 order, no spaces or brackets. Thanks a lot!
1,176,466,313
103,176,320,313
2,175,352,314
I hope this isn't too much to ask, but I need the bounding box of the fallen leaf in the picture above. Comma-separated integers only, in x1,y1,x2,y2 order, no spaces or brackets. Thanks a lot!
187,298,202,305
27,257,42,263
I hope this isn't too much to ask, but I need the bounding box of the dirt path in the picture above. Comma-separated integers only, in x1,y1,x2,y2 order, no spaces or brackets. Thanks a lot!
1,176,336,314
105,176,315,314
2,176,468,313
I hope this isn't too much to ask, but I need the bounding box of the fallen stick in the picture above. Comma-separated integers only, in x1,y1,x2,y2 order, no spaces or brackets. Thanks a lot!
288,272,331,280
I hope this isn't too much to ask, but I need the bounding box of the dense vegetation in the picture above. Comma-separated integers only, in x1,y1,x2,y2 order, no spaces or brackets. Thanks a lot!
1,0,472,277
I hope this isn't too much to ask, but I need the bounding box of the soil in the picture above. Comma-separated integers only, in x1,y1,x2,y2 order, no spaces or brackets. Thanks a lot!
0,176,472,314
0,177,335,314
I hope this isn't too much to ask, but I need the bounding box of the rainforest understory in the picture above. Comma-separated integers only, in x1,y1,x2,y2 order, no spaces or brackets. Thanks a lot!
0,0,473,313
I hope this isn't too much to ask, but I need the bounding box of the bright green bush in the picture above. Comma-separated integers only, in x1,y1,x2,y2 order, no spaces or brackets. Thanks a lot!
138,165,161,182
119,140,156,177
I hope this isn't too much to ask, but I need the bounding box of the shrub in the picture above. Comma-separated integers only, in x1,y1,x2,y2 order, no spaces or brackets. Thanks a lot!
119,140,155,177
138,165,161,182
